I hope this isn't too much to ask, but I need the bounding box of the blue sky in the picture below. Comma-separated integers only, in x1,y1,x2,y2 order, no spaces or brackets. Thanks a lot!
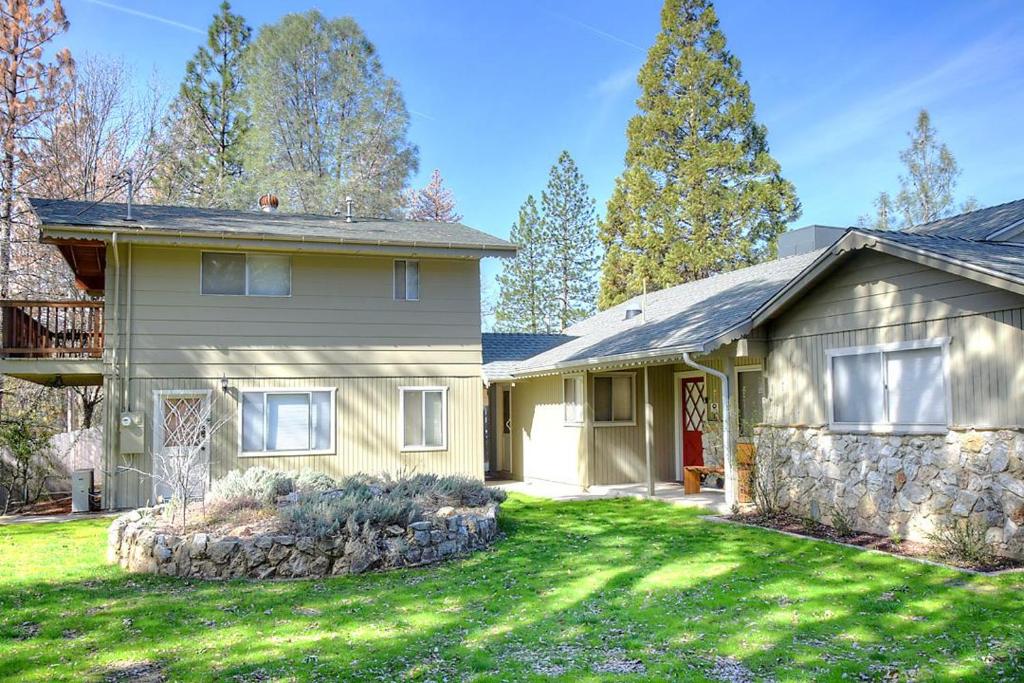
63,0,1024,306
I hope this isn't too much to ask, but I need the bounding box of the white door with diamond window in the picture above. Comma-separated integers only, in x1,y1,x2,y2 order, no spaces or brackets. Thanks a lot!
152,391,211,504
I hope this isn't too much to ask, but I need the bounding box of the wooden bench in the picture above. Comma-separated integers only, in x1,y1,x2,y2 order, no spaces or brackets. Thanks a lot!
683,466,725,494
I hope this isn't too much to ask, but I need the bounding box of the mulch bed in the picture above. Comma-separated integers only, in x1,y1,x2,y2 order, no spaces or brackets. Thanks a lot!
728,511,1024,573
13,495,72,516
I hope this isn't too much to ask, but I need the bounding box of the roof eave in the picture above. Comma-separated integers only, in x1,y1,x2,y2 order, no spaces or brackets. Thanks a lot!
511,342,705,379
39,224,517,259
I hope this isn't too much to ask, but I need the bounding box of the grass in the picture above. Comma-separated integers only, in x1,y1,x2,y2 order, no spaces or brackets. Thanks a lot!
2,494,1024,681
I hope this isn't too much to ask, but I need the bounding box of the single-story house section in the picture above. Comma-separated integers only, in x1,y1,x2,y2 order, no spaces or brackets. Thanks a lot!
484,198,1024,557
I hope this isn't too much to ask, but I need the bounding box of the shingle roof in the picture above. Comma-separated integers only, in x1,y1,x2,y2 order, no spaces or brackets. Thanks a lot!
29,198,515,254
856,228,1024,282
900,198,1024,241
482,333,576,381
513,250,824,375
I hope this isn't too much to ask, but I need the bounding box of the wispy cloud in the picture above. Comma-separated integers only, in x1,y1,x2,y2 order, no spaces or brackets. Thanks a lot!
543,9,644,52
779,24,1024,169
83,0,203,34
593,65,638,98
582,63,641,147
409,108,436,122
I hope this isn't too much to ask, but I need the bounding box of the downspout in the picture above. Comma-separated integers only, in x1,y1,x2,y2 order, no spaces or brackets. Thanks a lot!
109,233,120,510
122,242,133,410
682,352,735,508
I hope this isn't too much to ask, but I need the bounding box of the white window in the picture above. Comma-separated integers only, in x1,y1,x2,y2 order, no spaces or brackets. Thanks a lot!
593,373,635,425
202,252,291,296
240,389,335,455
401,386,447,450
562,375,584,425
827,339,949,432
394,259,420,301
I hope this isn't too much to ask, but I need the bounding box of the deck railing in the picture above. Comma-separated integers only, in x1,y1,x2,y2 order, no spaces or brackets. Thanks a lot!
0,300,104,358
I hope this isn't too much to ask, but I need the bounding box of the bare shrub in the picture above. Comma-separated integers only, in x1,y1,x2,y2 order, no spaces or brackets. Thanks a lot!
750,425,788,515
207,466,294,506
829,504,854,538
927,518,995,567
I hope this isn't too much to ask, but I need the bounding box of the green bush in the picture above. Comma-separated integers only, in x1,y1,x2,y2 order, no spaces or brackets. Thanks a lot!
208,466,295,505
294,470,338,493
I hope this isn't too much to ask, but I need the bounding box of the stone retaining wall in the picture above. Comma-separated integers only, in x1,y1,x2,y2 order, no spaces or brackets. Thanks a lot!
108,503,501,579
764,427,1024,557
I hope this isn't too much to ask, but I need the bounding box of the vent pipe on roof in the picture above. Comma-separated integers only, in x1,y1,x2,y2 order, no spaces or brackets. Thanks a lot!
624,305,642,321
113,168,134,221
258,193,279,212
345,196,354,223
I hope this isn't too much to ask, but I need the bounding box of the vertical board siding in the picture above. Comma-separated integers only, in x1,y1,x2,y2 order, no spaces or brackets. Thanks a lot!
765,250,1024,428
108,375,482,508
510,375,584,486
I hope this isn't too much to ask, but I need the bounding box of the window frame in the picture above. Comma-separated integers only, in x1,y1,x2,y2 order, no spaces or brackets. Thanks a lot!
200,251,292,297
561,374,585,426
393,259,421,302
238,387,337,457
592,372,637,427
735,364,765,440
825,338,951,434
399,385,448,452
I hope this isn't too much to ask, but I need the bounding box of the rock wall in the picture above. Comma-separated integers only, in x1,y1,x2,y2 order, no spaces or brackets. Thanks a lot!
762,427,1024,557
108,504,501,579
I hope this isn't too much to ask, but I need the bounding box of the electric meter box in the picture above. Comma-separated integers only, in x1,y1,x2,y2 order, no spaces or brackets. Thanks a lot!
119,411,144,454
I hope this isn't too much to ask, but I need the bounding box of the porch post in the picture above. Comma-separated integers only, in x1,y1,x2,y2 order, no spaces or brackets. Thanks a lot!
721,357,737,509
643,365,654,497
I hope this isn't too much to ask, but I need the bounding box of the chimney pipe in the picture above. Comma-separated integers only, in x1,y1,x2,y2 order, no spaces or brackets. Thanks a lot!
345,196,354,223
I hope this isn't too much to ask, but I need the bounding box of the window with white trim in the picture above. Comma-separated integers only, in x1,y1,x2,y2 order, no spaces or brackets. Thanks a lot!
593,373,635,424
394,259,420,300
562,375,584,425
202,252,291,296
401,387,447,450
828,339,948,431
241,389,335,455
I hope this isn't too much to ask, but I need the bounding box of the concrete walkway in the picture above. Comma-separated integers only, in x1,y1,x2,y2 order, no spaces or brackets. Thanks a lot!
490,479,729,514
0,511,118,526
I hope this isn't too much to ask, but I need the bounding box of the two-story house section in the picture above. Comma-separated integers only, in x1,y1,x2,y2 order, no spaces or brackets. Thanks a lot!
2,198,515,509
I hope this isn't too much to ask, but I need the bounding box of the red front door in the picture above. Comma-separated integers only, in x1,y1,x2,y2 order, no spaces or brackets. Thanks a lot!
681,377,706,468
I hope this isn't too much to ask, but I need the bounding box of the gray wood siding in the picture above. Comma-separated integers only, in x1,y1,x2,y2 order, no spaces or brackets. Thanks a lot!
112,246,482,380
510,375,585,486
108,375,482,509
765,251,1024,427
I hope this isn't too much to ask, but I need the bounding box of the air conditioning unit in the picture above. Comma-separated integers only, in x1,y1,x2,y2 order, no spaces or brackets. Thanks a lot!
72,469,94,513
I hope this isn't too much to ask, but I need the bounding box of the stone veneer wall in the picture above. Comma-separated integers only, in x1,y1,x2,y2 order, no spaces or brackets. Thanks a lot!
766,427,1024,558
108,503,501,579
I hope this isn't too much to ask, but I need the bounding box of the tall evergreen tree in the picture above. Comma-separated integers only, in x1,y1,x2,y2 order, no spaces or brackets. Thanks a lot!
405,169,462,222
598,0,800,309
154,1,250,207
866,110,975,230
541,151,598,328
241,10,418,216
494,195,554,333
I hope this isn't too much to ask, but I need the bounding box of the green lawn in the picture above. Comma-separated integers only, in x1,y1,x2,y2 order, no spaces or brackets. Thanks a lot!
2,495,1024,682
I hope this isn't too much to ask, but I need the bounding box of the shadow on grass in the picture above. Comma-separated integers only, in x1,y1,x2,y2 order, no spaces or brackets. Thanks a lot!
1,495,1024,681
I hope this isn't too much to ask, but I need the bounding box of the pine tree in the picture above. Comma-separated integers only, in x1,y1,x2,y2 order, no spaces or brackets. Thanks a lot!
494,195,554,333
598,0,800,309
154,1,250,207
405,169,462,222
540,151,598,328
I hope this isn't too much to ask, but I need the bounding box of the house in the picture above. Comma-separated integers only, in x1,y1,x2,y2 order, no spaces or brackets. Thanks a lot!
0,198,515,509
484,199,1024,557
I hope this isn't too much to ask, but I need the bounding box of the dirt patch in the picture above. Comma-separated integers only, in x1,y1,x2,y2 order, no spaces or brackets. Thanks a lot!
99,660,165,683
728,512,1024,573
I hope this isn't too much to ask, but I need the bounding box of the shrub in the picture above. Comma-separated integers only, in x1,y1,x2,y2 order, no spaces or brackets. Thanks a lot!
294,470,338,493
208,467,294,505
927,518,996,567
829,504,854,538
281,489,420,539
385,472,505,508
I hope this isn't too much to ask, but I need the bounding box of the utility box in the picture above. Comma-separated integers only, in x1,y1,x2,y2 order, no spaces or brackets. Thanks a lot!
119,411,144,454
72,469,94,513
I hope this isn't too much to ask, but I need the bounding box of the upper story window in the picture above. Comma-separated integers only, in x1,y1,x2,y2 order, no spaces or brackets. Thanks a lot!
593,373,635,425
394,259,420,301
201,252,291,296
827,338,949,433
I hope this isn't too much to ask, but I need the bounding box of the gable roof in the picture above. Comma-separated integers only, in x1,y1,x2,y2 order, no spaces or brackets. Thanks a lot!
511,249,824,376
900,198,1024,241
481,333,575,382
29,198,516,257
749,228,1024,329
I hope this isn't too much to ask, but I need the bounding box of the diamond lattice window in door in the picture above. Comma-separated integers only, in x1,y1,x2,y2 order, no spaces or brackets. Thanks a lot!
683,381,706,432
